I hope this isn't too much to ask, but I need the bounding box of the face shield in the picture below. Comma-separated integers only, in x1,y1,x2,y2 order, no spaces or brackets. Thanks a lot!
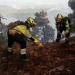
55,18,61,22
55,14,63,22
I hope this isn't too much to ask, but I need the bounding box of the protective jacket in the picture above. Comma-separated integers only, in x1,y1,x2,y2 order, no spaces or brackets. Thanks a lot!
56,17,71,33
13,25,32,38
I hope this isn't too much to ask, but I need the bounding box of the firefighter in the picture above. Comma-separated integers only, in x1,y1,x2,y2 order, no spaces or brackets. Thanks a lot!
6,17,43,61
55,14,71,43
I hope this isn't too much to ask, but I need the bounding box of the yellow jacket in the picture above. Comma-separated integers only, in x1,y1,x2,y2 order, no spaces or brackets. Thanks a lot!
9,25,43,47
13,25,32,38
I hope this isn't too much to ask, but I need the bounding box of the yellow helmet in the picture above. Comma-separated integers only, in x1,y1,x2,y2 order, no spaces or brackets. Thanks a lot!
55,14,63,22
27,17,36,27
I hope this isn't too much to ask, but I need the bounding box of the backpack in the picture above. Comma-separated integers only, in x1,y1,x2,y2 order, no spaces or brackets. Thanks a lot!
7,20,25,29
64,17,71,24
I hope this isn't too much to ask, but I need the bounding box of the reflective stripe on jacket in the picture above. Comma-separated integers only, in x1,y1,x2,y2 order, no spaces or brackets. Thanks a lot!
65,20,70,33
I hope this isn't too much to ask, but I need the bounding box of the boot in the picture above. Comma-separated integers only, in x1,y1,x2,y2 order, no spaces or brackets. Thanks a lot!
20,54,29,61
2,49,12,57
6,51,12,57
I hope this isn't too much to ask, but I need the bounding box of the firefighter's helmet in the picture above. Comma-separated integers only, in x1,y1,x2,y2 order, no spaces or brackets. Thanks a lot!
55,14,63,22
27,17,36,27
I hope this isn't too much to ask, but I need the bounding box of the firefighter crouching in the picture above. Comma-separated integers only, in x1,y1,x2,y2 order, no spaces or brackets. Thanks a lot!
6,17,43,61
55,14,71,44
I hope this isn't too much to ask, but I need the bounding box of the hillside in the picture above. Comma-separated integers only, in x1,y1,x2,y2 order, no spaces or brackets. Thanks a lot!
0,35,75,75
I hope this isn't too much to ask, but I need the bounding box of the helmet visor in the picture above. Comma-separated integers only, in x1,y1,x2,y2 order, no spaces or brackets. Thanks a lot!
55,18,61,22
31,23,36,27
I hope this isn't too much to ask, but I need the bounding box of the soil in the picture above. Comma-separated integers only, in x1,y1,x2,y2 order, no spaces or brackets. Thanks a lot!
0,36,75,75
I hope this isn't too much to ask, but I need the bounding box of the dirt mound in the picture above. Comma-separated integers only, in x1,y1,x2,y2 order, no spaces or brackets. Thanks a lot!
0,36,75,75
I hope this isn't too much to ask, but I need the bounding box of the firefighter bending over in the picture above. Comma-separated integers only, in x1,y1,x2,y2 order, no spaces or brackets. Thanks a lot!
6,17,43,61
55,14,71,43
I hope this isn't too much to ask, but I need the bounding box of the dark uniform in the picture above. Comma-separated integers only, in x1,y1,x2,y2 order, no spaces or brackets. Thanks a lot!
55,14,71,43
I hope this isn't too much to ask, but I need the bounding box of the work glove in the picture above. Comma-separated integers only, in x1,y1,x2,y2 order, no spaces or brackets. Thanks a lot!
9,29,16,36
62,32,67,38
57,30,61,34
38,43,43,47
34,39,43,47
62,33,65,38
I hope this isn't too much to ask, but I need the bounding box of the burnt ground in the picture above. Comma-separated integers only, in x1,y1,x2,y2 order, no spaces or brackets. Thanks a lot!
0,36,75,75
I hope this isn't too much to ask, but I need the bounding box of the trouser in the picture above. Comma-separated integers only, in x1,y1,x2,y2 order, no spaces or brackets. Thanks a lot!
56,28,70,42
8,32,27,59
